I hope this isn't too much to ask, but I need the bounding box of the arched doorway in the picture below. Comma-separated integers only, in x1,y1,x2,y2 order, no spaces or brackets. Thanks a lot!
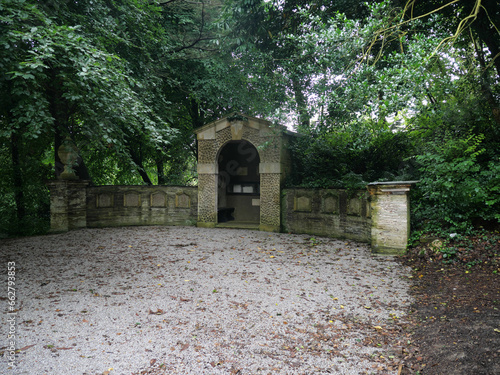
217,140,260,225
195,113,292,232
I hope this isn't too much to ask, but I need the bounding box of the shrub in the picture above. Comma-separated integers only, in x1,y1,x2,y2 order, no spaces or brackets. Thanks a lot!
412,133,500,234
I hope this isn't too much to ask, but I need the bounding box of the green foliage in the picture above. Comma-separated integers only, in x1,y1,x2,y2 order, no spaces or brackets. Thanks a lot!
275,0,500,237
2,0,499,240
412,134,500,234
286,125,415,189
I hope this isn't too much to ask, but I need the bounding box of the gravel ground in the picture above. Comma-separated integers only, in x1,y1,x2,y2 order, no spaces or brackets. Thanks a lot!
1,226,413,375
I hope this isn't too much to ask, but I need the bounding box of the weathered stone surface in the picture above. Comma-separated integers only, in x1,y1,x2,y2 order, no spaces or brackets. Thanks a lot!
282,188,371,243
47,182,413,255
57,137,80,180
294,195,312,212
47,180,90,233
322,194,338,214
86,185,197,228
368,181,417,255
124,192,140,207
175,193,190,208
150,192,166,207
194,113,293,232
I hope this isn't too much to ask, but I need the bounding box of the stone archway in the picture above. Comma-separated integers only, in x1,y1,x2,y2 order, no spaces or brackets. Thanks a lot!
217,140,261,224
195,113,293,232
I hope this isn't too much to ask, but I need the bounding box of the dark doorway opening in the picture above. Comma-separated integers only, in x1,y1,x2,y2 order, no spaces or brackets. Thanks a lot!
217,140,260,225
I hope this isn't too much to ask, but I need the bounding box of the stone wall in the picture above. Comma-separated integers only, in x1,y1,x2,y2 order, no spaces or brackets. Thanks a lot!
47,180,415,255
86,185,198,228
47,182,198,231
281,188,372,243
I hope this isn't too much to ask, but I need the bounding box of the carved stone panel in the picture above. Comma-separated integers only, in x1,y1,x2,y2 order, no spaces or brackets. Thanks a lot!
176,193,190,208
322,195,339,214
124,192,140,207
347,197,361,216
97,194,113,208
150,192,166,207
294,196,312,212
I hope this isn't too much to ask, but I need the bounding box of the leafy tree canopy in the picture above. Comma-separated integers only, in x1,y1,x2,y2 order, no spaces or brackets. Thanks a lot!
1,0,499,236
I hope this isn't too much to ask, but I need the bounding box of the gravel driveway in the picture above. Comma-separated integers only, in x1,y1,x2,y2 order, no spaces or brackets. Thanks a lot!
1,226,413,374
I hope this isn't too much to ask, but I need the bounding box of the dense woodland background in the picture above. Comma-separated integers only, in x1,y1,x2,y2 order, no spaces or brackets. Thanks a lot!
1,0,499,239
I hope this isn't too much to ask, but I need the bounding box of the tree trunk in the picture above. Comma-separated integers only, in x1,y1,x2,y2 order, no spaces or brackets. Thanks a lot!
10,132,25,227
473,0,500,80
48,68,74,179
49,68,92,181
156,150,167,185
291,75,310,129
189,98,205,130
474,37,500,126
129,147,153,185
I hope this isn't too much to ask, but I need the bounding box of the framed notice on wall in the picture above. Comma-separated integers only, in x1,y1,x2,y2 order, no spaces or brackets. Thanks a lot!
228,183,259,195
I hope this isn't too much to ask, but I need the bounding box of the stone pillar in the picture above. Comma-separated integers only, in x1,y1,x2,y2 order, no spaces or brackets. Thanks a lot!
46,180,90,233
259,163,283,232
367,181,418,255
196,164,217,228
47,136,89,233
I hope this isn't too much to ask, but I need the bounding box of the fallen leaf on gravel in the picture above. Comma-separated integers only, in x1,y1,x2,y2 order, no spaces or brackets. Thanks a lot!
373,326,383,330
149,309,165,315
494,328,500,333
18,345,36,351
180,343,189,351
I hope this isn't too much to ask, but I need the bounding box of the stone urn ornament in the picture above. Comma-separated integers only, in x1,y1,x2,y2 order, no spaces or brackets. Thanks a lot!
57,136,80,180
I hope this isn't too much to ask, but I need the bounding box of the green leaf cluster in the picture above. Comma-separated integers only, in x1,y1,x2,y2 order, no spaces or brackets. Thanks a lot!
412,134,500,234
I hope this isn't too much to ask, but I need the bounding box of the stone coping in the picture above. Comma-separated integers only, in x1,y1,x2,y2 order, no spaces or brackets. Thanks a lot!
88,184,197,188
367,181,419,186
